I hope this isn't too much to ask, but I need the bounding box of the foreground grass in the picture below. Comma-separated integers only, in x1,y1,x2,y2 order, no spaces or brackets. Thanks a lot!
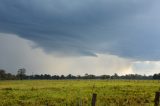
0,80,159,106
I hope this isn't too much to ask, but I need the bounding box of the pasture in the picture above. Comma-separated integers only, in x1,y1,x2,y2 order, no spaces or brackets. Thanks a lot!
0,80,159,106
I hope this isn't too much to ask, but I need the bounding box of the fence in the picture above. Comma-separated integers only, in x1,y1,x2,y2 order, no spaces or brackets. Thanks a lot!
155,92,160,106
91,91,160,106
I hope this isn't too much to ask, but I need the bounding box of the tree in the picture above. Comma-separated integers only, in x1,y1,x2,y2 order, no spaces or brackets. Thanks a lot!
60,75,65,79
17,68,26,80
111,73,119,79
153,73,160,80
44,74,51,79
0,69,6,80
100,75,110,79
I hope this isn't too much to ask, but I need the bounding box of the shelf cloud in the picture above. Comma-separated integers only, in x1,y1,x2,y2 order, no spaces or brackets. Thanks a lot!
0,0,160,60
0,34,133,75
1,0,160,74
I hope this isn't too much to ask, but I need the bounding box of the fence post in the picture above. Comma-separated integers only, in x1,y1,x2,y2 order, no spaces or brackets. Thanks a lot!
91,93,97,106
154,92,160,106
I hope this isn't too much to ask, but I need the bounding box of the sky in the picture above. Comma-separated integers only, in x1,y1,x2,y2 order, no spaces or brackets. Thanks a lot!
0,0,160,75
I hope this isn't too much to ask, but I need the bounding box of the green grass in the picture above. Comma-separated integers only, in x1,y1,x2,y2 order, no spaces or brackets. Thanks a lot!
0,80,159,106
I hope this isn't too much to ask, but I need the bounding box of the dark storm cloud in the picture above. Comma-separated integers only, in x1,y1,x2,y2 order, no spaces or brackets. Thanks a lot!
0,0,160,60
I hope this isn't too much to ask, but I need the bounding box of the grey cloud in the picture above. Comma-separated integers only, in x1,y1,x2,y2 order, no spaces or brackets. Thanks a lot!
0,0,159,60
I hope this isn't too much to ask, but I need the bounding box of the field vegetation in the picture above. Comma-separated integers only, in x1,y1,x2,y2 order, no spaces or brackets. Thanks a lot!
0,80,159,106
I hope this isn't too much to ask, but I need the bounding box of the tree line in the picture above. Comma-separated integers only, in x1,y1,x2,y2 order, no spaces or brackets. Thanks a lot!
0,69,160,80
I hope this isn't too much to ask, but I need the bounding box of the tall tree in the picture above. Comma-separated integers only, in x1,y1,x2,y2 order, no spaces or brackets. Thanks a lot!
17,68,26,80
0,69,6,80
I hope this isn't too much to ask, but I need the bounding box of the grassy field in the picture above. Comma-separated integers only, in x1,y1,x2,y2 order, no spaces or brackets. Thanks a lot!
0,80,159,106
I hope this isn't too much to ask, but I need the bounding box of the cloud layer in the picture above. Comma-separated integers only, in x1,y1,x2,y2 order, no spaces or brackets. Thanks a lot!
1,0,160,60
0,34,134,75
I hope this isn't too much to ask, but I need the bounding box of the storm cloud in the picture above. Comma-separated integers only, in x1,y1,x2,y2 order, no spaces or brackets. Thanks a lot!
0,34,133,75
0,0,160,60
